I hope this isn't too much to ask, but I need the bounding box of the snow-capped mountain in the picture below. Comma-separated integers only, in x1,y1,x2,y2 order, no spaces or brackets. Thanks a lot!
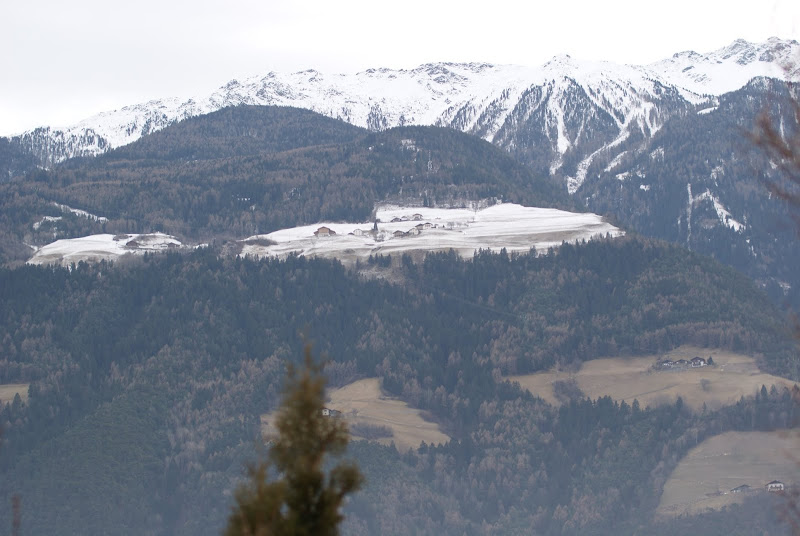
650,37,799,95
11,38,799,179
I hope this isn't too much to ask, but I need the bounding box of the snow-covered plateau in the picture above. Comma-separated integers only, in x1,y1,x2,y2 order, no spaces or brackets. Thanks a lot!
26,204,621,267
27,233,185,266
241,203,623,263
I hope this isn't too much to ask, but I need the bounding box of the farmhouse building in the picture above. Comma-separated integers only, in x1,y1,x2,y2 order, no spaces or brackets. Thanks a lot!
314,226,336,237
393,230,405,238
766,480,785,492
730,484,750,493
691,357,707,367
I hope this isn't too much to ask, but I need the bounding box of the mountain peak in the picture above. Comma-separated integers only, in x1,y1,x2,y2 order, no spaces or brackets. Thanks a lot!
647,37,799,95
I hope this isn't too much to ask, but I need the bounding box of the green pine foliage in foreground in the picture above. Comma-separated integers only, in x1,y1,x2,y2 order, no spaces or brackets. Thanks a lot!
226,344,363,536
0,236,797,534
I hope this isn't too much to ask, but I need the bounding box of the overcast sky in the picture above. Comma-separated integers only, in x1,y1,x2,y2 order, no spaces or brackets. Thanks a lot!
2,0,799,136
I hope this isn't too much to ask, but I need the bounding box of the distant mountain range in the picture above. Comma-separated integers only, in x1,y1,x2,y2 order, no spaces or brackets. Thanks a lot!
8,37,798,180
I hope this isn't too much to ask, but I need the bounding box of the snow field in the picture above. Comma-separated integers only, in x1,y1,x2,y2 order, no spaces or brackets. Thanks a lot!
27,233,184,266
241,203,623,262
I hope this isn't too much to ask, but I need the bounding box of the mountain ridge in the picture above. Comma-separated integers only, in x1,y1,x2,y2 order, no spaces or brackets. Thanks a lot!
8,38,798,173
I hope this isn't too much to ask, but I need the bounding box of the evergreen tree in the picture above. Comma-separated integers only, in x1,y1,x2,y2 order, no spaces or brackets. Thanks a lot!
225,344,363,536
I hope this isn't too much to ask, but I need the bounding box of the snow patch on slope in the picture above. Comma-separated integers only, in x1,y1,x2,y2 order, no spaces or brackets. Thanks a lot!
28,233,184,266
52,202,108,223
242,203,622,261
693,190,745,232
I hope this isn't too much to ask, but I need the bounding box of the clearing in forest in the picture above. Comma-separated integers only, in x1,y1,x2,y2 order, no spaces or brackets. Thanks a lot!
508,346,794,411
261,378,450,452
0,384,29,405
657,430,800,516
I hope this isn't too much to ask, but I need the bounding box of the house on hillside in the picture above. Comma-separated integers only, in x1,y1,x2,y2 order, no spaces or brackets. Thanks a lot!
691,357,707,368
408,227,420,236
321,408,342,417
391,217,403,223
676,359,689,367
766,480,785,492
730,484,751,493
393,230,406,238
314,226,336,237
422,222,432,229
412,213,423,221
658,360,676,370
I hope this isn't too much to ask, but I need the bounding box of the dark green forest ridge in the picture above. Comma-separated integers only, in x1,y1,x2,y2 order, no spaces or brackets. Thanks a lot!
0,236,798,535
0,106,568,266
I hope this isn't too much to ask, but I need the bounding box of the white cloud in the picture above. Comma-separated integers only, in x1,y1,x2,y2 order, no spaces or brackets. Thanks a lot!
1,0,798,135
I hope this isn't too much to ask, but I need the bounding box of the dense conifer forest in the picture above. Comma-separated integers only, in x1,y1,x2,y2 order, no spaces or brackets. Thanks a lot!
0,237,797,535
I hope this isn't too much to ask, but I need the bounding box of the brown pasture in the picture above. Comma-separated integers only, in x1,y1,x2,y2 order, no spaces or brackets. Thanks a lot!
261,378,450,452
0,384,29,405
508,346,795,411
657,430,800,516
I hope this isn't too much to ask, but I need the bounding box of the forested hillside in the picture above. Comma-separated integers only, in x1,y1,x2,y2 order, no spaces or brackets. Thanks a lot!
0,106,568,266
0,237,797,534
581,78,800,306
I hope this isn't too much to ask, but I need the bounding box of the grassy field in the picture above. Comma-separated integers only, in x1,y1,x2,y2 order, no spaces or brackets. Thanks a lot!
0,384,29,405
657,430,800,516
508,346,795,411
261,378,450,452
